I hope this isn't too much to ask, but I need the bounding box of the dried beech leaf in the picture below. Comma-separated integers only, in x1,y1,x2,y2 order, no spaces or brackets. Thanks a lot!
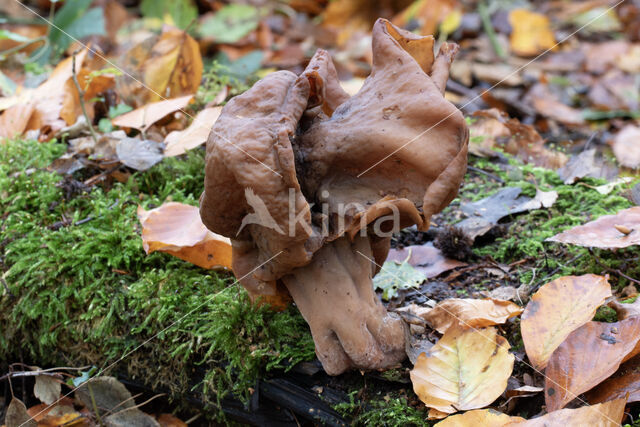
137,203,232,270
143,27,203,102
112,94,193,131
156,413,188,427
5,397,37,427
613,125,640,168
544,317,640,411
434,409,525,426
586,355,640,404
472,109,567,169
164,106,223,157
0,48,89,139
510,397,627,427
34,375,61,406
547,206,640,249
509,9,557,57
521,274,612,370
608,298,640,320
423,298,523,334
410,327,514,414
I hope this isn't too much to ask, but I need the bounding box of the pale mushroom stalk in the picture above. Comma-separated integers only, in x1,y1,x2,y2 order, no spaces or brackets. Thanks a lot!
200,18,469,375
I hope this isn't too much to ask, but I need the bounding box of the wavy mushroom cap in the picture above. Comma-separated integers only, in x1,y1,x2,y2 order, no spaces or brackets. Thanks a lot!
200,18,469,296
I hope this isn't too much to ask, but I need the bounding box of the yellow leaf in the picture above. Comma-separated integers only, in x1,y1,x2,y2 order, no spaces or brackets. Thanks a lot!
410,327,514,414
440,9,462,36
520,274,612,370
143,26,203,102
509,397,627,426
435,409,524,426
137,202,232,270
509,9,557,57
423,297,523,334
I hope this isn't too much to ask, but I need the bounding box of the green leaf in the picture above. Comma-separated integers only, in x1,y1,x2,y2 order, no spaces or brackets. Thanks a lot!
582,109,640,121
373,260,425,301
140,0,198,30
98,118,113,133
0,29,32,43
47,0,105,60
108,104,133,119
198,4,260,43
0,71,17,96
215,50,263,82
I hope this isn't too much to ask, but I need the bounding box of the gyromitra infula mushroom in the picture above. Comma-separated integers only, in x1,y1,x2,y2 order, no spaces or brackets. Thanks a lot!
200,19,469,375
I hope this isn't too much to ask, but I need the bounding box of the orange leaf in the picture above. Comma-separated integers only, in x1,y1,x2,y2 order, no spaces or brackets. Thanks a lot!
423,298,523,334
544,317,640,411
164,106,223,157
521,274,612,370
509,9,557,57
156,413,187,427
509,397,627,426
586,355,640,404
410,327,514,414
547,206,640,249
435,409,525,426
137,202,232,270
609,298,640,320
112,94,193,131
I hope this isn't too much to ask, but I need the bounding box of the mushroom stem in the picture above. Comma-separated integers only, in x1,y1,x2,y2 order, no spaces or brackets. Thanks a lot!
281,234,405,375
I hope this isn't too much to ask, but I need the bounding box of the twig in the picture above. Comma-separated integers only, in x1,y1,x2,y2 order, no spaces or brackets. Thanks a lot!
588,248,640,286
0,370,62,382
71,52,99,145
467,165,505,183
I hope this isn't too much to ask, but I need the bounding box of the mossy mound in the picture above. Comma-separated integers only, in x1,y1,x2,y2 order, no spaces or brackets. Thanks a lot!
0,139,315,418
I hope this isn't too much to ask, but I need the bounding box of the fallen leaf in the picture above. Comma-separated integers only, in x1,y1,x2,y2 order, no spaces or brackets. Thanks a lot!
544,317,640,411
5,397,36,427
521,274,612,370
164,106,222,156
385,243,466,280
112,94,193,131
556,148,614,185
579,177,634,195
435,409,525,426
422,298,523,334
156,413,187,427
0,48,89,140
115,138,164,171
609,298,640,320
456,187,558,239
143,27,202,102
509,9,557,57
510,397,627,426
471,109,567,169
529,85,586,126
547,206,640,249
137,203,232,270
198,4,260,43
586,355,640,404
374,258,425,301
613,125,640,169
393,0,458,37
34,375,61,405
410,327,514,414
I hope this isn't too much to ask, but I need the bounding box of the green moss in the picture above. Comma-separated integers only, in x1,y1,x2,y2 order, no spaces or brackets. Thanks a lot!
593,306,618,323
0,139,314,418
333,391,430,427
464,155,640,289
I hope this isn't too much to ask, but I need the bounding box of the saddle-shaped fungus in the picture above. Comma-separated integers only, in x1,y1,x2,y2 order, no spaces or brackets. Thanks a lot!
200,18,469,375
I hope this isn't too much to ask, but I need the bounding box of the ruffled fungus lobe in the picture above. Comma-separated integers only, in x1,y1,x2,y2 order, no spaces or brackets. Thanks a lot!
200,19,469,375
